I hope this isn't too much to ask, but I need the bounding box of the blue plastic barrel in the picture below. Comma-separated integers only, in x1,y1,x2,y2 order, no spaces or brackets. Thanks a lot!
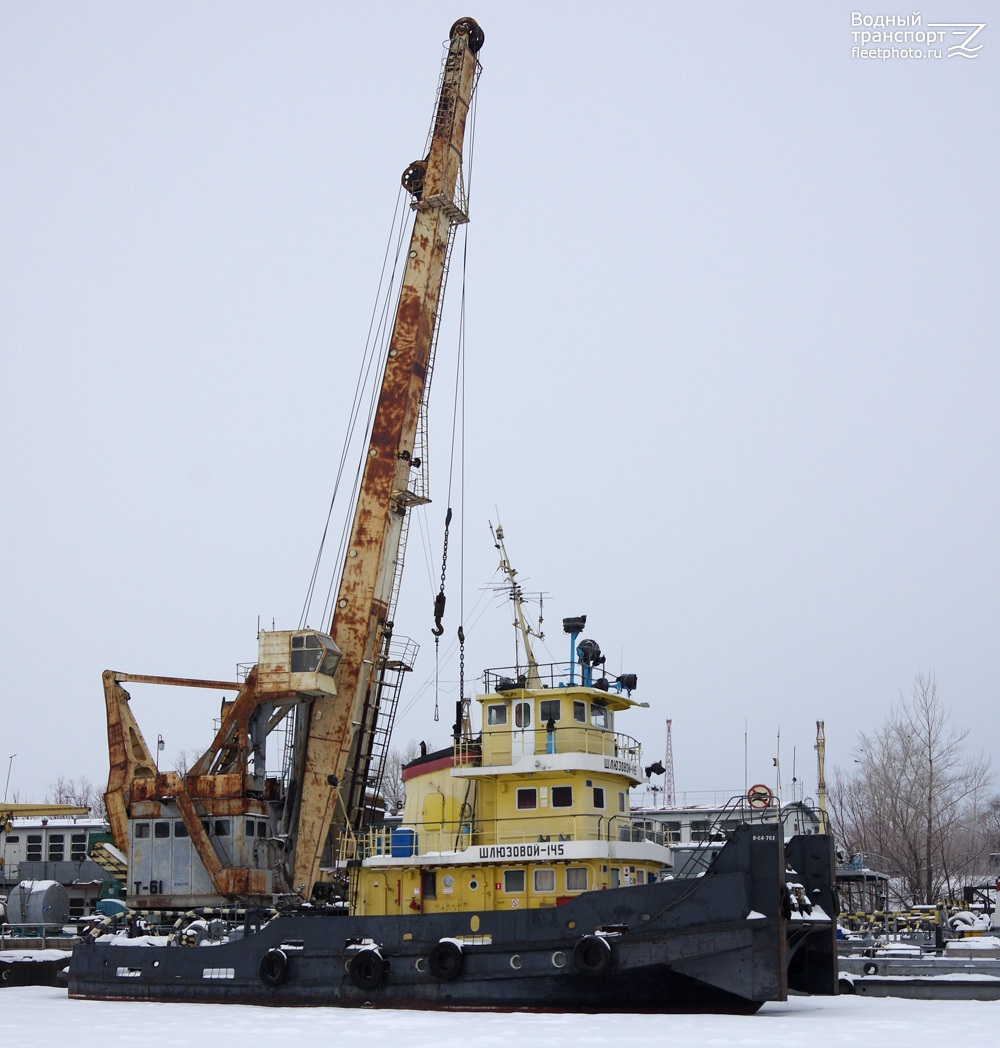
390,827,416,857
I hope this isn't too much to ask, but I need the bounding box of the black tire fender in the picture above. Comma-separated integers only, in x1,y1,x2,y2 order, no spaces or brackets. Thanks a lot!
862,961,878,976
348,947,386,991
572,934,612,977
428,939,464,981
259,948,288,987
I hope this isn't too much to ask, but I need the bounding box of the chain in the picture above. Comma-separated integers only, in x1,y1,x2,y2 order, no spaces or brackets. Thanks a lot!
432,507,453,637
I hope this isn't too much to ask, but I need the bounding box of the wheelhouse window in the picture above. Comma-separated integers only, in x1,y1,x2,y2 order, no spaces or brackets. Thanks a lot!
565,867,588,892
663,821,681,843
551,786,572,808
573,700,587,723
533,868,555,892
590,703,608,729
539,698,561,723
487,704,507,726
516,788,537,810
503,869,526,893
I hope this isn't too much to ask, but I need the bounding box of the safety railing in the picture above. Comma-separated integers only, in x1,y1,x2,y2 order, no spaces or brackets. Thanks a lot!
461,726,641,769
357,812,649,860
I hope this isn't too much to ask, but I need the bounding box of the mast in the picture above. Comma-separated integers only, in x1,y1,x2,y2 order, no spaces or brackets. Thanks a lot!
493,523,542,689
815,719,829,833
289,18,484,899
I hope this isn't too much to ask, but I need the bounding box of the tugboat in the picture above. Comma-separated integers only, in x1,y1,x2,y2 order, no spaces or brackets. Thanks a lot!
68,17,839,1012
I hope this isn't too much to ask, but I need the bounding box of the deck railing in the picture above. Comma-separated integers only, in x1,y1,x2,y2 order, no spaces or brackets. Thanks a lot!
357,811,656,860
456,726,641,769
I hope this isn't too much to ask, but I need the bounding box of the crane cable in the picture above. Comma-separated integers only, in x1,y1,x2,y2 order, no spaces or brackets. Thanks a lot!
431,75,476,725
299,188,412,630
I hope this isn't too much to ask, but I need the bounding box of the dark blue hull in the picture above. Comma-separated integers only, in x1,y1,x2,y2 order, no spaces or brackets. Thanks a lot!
68,828,838,1012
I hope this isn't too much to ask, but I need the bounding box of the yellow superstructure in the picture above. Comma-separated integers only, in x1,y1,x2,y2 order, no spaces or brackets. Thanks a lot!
353,678,672,916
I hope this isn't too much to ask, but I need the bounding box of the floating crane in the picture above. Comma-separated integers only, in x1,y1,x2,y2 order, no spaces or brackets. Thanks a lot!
99,17,484,909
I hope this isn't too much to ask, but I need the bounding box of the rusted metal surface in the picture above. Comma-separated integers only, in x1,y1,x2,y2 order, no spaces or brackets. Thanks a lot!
290,19,482,899
103,666,291,900
107,672,242,690
102,670,158,852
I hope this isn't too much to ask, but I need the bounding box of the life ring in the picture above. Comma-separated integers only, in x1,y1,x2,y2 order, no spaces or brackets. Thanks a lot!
259,948,288,987
572,934,612,977
348,947,386,991
428,940,464,981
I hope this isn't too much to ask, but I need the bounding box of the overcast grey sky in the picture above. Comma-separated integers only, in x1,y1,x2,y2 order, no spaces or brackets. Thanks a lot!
2,2,997,809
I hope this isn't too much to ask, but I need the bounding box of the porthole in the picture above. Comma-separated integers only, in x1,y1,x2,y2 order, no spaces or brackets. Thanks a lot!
551,951,567,968
509,954,523,970
469,878,479,890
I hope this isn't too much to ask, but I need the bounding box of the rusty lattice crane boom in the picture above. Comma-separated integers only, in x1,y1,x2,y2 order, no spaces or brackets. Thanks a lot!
97,19,483,912
287,18,484,899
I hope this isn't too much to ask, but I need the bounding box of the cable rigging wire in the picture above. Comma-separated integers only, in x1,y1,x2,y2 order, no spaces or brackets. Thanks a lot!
430,73,478,727
298,188,412,631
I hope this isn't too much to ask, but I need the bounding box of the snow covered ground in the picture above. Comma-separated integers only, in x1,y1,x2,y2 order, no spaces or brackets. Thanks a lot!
4,987,999,1047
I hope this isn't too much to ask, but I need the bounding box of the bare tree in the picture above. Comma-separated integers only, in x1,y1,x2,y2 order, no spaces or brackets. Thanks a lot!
830,672,993,906
381,740,421,814
45,774,108,820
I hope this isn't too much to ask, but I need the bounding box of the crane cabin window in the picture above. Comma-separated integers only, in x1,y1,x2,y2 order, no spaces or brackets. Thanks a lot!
291,633,322,673
48,834,65,861
27,835,42,861
487,704,507,726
